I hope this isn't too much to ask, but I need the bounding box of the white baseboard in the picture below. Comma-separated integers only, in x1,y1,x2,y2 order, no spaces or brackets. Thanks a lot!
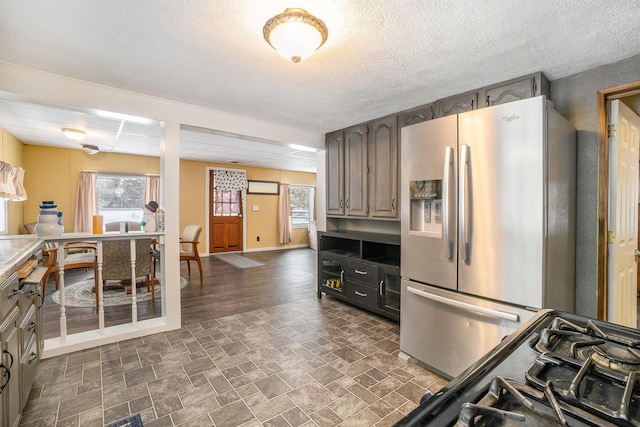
202,244,312,257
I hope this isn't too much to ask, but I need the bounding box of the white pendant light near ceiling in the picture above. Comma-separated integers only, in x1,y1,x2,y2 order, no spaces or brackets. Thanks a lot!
82,144,100,155
263,8,328,63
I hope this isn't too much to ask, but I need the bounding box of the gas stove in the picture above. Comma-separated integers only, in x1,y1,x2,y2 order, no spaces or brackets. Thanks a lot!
395,310,640,426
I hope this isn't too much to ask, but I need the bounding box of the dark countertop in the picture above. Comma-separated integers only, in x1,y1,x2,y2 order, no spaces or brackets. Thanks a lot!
0,236,43,284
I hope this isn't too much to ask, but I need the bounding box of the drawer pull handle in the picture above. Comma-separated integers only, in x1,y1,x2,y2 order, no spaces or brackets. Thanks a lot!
3,349,14,369
355,291,367,297
28,352,37,364
8,289,19,299
354,270,367,275
27,321,37,332
0,364,10,393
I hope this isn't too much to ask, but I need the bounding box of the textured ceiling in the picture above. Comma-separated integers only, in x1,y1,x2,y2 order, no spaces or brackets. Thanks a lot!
0,0,639,171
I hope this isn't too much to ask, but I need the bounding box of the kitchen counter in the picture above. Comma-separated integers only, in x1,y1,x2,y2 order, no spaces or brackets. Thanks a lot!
0,236,43,283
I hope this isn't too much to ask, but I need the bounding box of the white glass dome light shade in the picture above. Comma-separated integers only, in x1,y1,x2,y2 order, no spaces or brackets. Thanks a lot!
263,8,328,63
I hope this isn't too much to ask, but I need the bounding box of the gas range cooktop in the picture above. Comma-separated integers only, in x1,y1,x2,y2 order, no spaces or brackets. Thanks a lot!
395,310,640,426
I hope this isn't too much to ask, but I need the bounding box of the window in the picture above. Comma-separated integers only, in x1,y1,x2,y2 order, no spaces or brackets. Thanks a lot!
96,174,146,224
212,190,241,216
290,185,314,228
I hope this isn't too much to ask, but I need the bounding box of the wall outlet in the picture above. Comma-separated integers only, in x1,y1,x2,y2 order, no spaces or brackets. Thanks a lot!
256,236,260,241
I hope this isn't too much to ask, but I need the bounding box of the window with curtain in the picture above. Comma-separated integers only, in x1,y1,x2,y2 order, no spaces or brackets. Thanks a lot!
96,174,147,223
289,185,315,228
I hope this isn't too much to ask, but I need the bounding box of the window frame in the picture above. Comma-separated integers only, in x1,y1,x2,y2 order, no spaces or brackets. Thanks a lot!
96,173,147,224
289,184,314,229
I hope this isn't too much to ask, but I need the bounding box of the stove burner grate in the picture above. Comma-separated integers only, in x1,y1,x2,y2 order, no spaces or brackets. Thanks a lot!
455,376,618,427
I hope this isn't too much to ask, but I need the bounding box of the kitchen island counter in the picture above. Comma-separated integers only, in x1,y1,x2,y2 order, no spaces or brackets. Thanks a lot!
0,236,43,283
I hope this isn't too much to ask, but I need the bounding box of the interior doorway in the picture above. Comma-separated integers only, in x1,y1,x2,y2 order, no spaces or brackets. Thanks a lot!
209,168,245,253
597,81,640,324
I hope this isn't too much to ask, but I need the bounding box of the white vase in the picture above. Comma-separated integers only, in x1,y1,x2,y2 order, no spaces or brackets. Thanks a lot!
35,222,63,237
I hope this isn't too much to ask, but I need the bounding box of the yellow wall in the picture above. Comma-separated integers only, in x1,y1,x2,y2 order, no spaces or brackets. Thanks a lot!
0,129,25,235
23,144,316,254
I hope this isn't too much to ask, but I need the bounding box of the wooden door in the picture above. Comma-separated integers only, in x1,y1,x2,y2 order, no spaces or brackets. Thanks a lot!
607,99,640,327
209,171,243,253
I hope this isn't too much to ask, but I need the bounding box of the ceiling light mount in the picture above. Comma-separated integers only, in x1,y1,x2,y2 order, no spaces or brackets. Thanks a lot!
61,128,86,141
263,8,328,63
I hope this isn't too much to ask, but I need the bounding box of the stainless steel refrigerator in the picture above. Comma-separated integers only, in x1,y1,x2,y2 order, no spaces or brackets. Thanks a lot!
399,96,576,378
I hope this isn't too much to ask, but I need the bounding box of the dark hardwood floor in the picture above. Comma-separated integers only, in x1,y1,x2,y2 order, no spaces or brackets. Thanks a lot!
42,248,318,339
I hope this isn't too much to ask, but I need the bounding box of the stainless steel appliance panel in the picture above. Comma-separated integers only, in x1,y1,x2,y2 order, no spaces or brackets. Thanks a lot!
457,97,545,307
400,114,458,291
400,279,535,378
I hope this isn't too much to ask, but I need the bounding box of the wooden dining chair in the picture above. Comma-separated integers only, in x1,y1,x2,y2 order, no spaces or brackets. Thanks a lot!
42,242,97,296
180,225,203,284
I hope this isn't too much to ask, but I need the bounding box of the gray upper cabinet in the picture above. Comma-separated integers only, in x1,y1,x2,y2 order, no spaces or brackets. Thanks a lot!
369,115,398,219
435,90,478,118
326,130,345,216
399,103,434,127
344,123,369,217
483,72,550,107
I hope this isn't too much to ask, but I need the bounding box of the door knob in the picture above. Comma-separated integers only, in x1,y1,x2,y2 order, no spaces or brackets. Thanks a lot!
635,249,640,262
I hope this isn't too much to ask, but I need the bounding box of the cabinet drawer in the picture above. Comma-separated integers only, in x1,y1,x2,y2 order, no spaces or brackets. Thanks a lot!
19,304,37,353
19,283,39,317
343,261,378,285
345,281,378,310
0,272,20,319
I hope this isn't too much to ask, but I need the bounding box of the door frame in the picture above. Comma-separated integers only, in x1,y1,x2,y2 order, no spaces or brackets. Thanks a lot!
205,166,247,255
597,80,640,320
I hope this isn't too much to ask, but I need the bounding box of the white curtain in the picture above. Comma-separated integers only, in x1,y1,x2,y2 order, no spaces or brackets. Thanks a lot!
145,175,160,204
73,171,97,232
213,169,247,191
278,183,292,244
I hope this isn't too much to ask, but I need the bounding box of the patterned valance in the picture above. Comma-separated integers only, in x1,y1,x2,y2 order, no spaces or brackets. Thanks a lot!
213,169,248,192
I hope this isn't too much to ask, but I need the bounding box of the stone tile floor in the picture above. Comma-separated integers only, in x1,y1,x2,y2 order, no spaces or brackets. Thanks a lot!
20,297,446,426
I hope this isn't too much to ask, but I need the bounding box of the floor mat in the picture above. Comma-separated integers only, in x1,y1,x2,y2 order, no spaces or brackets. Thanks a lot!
108,413,143,427
213,253,265,268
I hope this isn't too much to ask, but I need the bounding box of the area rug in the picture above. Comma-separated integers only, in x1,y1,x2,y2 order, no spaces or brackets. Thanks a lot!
51,277,188,308
213,253,265,268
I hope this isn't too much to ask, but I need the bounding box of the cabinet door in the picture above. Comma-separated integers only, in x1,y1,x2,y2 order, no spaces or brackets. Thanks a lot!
344,123,369,217
399,104,434,127
435,91,478,118
326,130,345,216
318,254,344,297
369,115,399,219
380,265,400,317
483,72,549,107
1,310,20,427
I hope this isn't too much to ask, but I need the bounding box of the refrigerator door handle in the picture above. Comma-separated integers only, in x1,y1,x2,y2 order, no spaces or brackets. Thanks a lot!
460,144,471,261
442,146,454,259
406,285,520,322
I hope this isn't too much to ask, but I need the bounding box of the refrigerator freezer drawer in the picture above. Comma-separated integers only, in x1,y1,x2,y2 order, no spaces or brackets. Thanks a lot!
400,279,536,378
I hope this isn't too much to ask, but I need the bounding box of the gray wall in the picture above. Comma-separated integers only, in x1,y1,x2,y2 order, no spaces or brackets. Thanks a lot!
551,53,640,317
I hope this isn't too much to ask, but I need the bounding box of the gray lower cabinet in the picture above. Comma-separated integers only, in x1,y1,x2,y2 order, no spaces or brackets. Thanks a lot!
317,231,400,321
0,266,44,427
326,130,345,216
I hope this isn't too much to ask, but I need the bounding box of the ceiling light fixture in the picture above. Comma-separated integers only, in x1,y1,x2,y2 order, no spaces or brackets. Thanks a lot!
61,128,86,141
82,144,100,155
263,8,328,63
